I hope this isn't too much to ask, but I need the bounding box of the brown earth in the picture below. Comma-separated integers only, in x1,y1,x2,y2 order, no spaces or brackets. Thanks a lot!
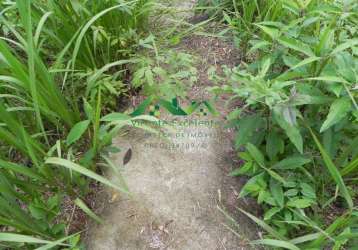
85,1,261,249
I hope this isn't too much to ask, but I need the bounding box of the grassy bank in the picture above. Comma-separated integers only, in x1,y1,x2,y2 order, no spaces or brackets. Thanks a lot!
199,0,358,249
0,0,153,248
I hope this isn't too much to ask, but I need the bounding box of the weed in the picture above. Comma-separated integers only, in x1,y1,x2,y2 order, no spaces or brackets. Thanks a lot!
0,0,155,248
206,0,358,248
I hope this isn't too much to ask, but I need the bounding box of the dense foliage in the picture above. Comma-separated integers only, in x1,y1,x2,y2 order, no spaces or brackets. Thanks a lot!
0,0,155,248
0,0,357,249
205,0,358,249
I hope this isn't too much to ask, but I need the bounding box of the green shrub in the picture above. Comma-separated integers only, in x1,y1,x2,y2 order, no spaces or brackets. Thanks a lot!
29,0,152,69
209,0,358,248
0,0,154,248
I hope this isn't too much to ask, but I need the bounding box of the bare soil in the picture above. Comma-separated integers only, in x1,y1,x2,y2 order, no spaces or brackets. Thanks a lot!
85,1,261,249
85,117,260,249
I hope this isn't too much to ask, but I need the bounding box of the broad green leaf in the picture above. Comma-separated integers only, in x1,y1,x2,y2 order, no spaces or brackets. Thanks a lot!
259,58,271,78
145,69,154,86
263,195,277,206
300,183,316,199
285,189,298,197
247,40,271,54
310,130,353,210
289,56,321,71
258,190,270,204
251,239,300,250
264,207,282,220
278,36,315,57
335,52,356,83
316,25,334,56
246,143,265,167
320,97,351,132
287,198,314,208
283,54,301,69
331,39,358,55
66,120,90,146
240,150,255,160
240,182,261,196
264,167,287,184
290,94,332,106
235,115,262,149
255,24,280,39
273,156,311,169
239,174,264,197
270,179,284,208
29,205,46,220
45,157,129,194
284,182,297,189
229,162,253,176
266,131,284,160
282,106,297,126
274,108,303,153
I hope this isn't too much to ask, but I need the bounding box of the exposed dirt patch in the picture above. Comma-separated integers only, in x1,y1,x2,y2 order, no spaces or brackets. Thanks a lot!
176,28,242,119
85,1,261,249
86,118,259,249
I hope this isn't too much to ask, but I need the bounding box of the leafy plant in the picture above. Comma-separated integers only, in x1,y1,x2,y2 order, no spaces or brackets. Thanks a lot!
1,0,153,70
235,206,358,250
0,0,155,248
209,0,358,248
132,35,198,99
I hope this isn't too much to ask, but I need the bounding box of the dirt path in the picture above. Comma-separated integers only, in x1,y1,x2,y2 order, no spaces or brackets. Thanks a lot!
85,2,260,249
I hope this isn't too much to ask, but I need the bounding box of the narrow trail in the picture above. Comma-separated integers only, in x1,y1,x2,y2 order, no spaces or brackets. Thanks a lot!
85,2,260,249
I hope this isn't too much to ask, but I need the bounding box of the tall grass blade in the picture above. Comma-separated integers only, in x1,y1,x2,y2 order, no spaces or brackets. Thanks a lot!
35,232,81,250
45,157,129,194
308,213,350,248
74,198,103,224
34,11,53,47
251,239,300,250
0,233,68,246
310,129,353,210
71,1,137,69
289,233,322,245
0,159,46,182
236,206,286,240
16,0,48,144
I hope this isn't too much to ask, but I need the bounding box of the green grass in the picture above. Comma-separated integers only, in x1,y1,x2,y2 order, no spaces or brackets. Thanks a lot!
29,0,153,69
0,0,154,248
203,0,358,248
0,0,356,248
